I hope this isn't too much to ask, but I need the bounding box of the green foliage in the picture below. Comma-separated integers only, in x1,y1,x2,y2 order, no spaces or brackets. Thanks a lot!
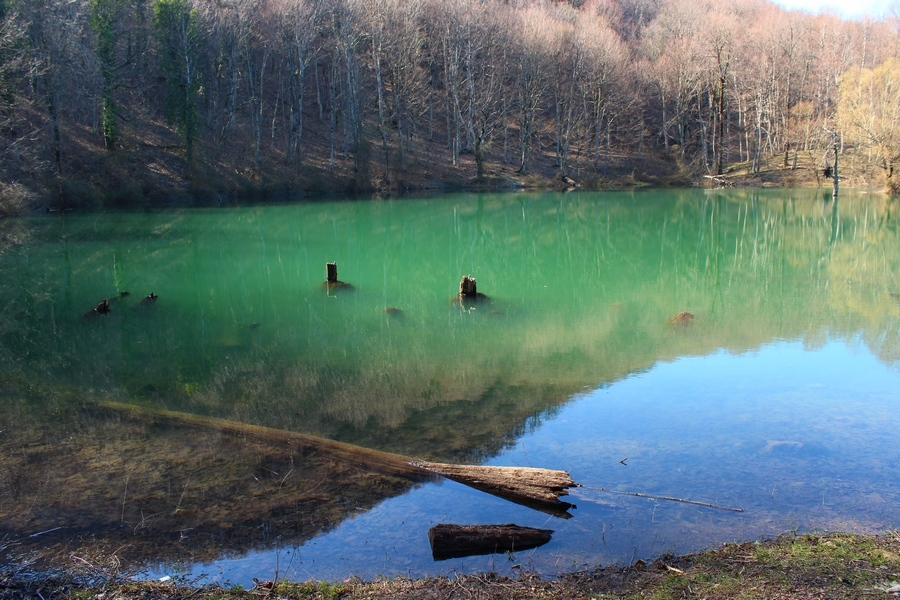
152,0,201,165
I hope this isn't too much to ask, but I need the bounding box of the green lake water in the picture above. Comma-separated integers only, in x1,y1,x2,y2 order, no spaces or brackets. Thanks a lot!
1,188,899,584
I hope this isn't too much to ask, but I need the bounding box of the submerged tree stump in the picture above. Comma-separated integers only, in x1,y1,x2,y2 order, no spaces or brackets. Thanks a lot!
666,311,694,326
83,298,111,317
428,523,554,560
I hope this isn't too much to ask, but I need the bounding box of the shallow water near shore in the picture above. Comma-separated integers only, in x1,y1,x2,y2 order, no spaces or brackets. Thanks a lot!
1,188,899,585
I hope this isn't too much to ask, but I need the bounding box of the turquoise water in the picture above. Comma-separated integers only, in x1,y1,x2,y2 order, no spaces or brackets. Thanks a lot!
1,188,899,583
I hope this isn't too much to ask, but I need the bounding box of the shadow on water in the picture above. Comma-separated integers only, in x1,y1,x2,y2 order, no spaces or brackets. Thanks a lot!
0,188,899,580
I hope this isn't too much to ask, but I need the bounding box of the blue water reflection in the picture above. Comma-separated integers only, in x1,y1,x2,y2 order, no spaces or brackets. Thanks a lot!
162,337,900,586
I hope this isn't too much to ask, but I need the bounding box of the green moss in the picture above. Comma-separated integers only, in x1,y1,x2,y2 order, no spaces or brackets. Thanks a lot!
273,580,351,600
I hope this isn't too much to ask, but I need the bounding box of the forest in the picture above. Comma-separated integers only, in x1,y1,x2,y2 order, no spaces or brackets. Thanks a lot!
0,0,898,208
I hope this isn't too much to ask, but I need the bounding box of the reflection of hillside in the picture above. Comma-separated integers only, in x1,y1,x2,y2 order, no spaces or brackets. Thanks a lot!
1,190,900,575
1,191,899,458
0,399,417,570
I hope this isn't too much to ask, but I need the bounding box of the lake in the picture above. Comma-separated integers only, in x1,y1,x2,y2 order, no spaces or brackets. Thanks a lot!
1,188,899,586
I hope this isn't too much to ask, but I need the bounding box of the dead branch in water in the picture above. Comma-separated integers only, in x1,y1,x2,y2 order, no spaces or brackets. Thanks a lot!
575,484,744,512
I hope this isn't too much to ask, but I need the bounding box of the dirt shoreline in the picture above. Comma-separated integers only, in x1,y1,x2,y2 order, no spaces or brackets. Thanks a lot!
3,532,900,599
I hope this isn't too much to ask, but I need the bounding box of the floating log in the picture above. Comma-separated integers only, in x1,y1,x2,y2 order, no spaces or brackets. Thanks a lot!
412,461,575,517
101,402,575,517
428,523,554,560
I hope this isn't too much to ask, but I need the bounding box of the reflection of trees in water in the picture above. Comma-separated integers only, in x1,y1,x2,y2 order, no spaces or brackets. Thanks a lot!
1,190,900,573
2,191,900,445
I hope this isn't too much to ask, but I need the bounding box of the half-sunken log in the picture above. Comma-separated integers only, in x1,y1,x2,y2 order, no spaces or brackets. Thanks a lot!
101,402,575,517
428,523,554,560
413,461,575,517
102,401,430,481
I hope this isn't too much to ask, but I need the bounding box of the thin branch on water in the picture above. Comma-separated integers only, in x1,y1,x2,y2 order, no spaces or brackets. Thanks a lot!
575,484,744,513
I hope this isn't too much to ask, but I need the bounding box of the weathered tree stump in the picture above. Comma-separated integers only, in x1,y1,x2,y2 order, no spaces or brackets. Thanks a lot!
459,275,477,297
428,523,554,560
454,275,489,305
322,262,353,292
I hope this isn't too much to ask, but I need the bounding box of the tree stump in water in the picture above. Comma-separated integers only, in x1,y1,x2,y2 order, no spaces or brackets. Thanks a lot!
83,298,111,317
455,275,489,305
459,275,477,297
428,523,554,560
323,262,353,292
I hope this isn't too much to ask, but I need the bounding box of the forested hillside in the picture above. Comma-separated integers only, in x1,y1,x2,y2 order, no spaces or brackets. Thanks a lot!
0,0,898,208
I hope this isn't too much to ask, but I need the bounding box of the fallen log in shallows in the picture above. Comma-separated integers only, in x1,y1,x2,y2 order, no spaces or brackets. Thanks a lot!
428,523,554,560
413,461,575,517
101,402,575,517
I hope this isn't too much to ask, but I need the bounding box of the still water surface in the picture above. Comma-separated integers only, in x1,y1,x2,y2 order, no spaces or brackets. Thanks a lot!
1,188,899,585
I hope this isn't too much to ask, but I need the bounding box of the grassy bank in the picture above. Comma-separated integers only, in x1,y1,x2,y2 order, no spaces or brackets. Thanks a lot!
3,532,900,599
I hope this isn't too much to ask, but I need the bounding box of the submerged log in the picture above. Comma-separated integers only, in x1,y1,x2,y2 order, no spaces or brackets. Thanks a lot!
428,523,554,560
666,311,694,326
102,401,429,480
102,402,575,517
413,461,575,517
